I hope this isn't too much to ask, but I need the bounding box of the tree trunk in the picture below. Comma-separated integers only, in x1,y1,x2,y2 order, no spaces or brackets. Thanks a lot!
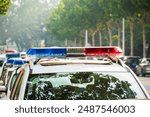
91,33,95,46
117,20,121,47
118,26,121,47
142,14,146,58
85,30,88,47
147,44,150,57
91,30,98,46
129,17,134,56
65,38,68,47
74,37,77,46
107,20,112,46
15,40,21,51
79,38,82,46
99,31,102,46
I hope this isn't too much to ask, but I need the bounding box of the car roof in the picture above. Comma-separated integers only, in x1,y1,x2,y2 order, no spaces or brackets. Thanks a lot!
141,58,150,61
124,56,141,59
31,63,128,74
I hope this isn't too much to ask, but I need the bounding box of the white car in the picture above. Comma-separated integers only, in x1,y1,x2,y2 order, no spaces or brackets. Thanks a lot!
0,47,149,100
136,58,150,76
0,54,6,76
0,53,20,77
0,58,27,87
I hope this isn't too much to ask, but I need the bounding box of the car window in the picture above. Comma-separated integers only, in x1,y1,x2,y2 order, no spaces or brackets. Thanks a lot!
12,75,23,100
0,60,4,67
24,72,146,100
10,70,24,100
126,58,140,67
147,59,150,63
7,71,13,82
9,73,18,91
0,69,7,82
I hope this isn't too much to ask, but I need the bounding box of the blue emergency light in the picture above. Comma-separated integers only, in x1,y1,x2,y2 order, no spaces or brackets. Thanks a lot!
6,53,20,58
26,47,67,57
7,58,27,65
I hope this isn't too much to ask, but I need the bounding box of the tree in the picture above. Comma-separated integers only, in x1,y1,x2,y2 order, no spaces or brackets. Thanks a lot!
135,0,150,57
46,0,150,58
0,0,58,51
47,0,108,46
47,0,89,46
0,0,11,15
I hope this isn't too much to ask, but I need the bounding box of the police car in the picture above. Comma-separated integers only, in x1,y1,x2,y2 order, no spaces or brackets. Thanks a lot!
0,57,28,99
0,54,6,76
0,49,18,76
4,49,18,54
136,58,150,76
0,53,20,76
0,53,27,86
0,47,149,100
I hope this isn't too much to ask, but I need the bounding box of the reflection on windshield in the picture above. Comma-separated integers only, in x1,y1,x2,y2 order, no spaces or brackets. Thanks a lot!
24,72,137,100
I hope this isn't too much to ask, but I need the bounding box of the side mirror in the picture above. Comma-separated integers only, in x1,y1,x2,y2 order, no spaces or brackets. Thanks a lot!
0,80,3,86
135,65,139,68
0,85,6,92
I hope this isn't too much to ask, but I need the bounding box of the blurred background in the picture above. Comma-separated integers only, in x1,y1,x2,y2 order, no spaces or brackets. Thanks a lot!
0,0,150,58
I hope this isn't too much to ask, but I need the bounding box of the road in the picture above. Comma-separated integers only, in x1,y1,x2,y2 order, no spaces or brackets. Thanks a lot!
138,76,150,96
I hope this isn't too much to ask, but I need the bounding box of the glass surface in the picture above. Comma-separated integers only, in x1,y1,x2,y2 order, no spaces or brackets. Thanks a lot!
0,60,4,67
24,72,146,100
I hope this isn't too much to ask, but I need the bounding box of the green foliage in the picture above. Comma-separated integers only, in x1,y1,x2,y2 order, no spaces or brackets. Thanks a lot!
0,0,150,55
0,0,11,15
47,0,150,57
25,72,136,100
0,0,57,51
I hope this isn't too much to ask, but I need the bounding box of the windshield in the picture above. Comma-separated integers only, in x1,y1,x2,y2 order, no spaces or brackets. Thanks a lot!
126,58,140,68
147,59,150,64
24,72,146,100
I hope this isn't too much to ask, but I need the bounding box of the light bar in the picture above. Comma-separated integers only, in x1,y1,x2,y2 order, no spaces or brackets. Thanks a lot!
6,53,20,58
67,47,85,57
85,46,123,56
26,47,67,57
7,58,27,65
26,46,123,58
4,49,17,54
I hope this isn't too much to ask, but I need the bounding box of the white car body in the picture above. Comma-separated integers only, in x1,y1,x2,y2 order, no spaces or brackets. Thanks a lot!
1,59,149,100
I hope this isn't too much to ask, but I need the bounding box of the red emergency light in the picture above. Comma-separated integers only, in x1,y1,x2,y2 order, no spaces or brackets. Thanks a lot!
4,49,17,54
85,46,123,57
